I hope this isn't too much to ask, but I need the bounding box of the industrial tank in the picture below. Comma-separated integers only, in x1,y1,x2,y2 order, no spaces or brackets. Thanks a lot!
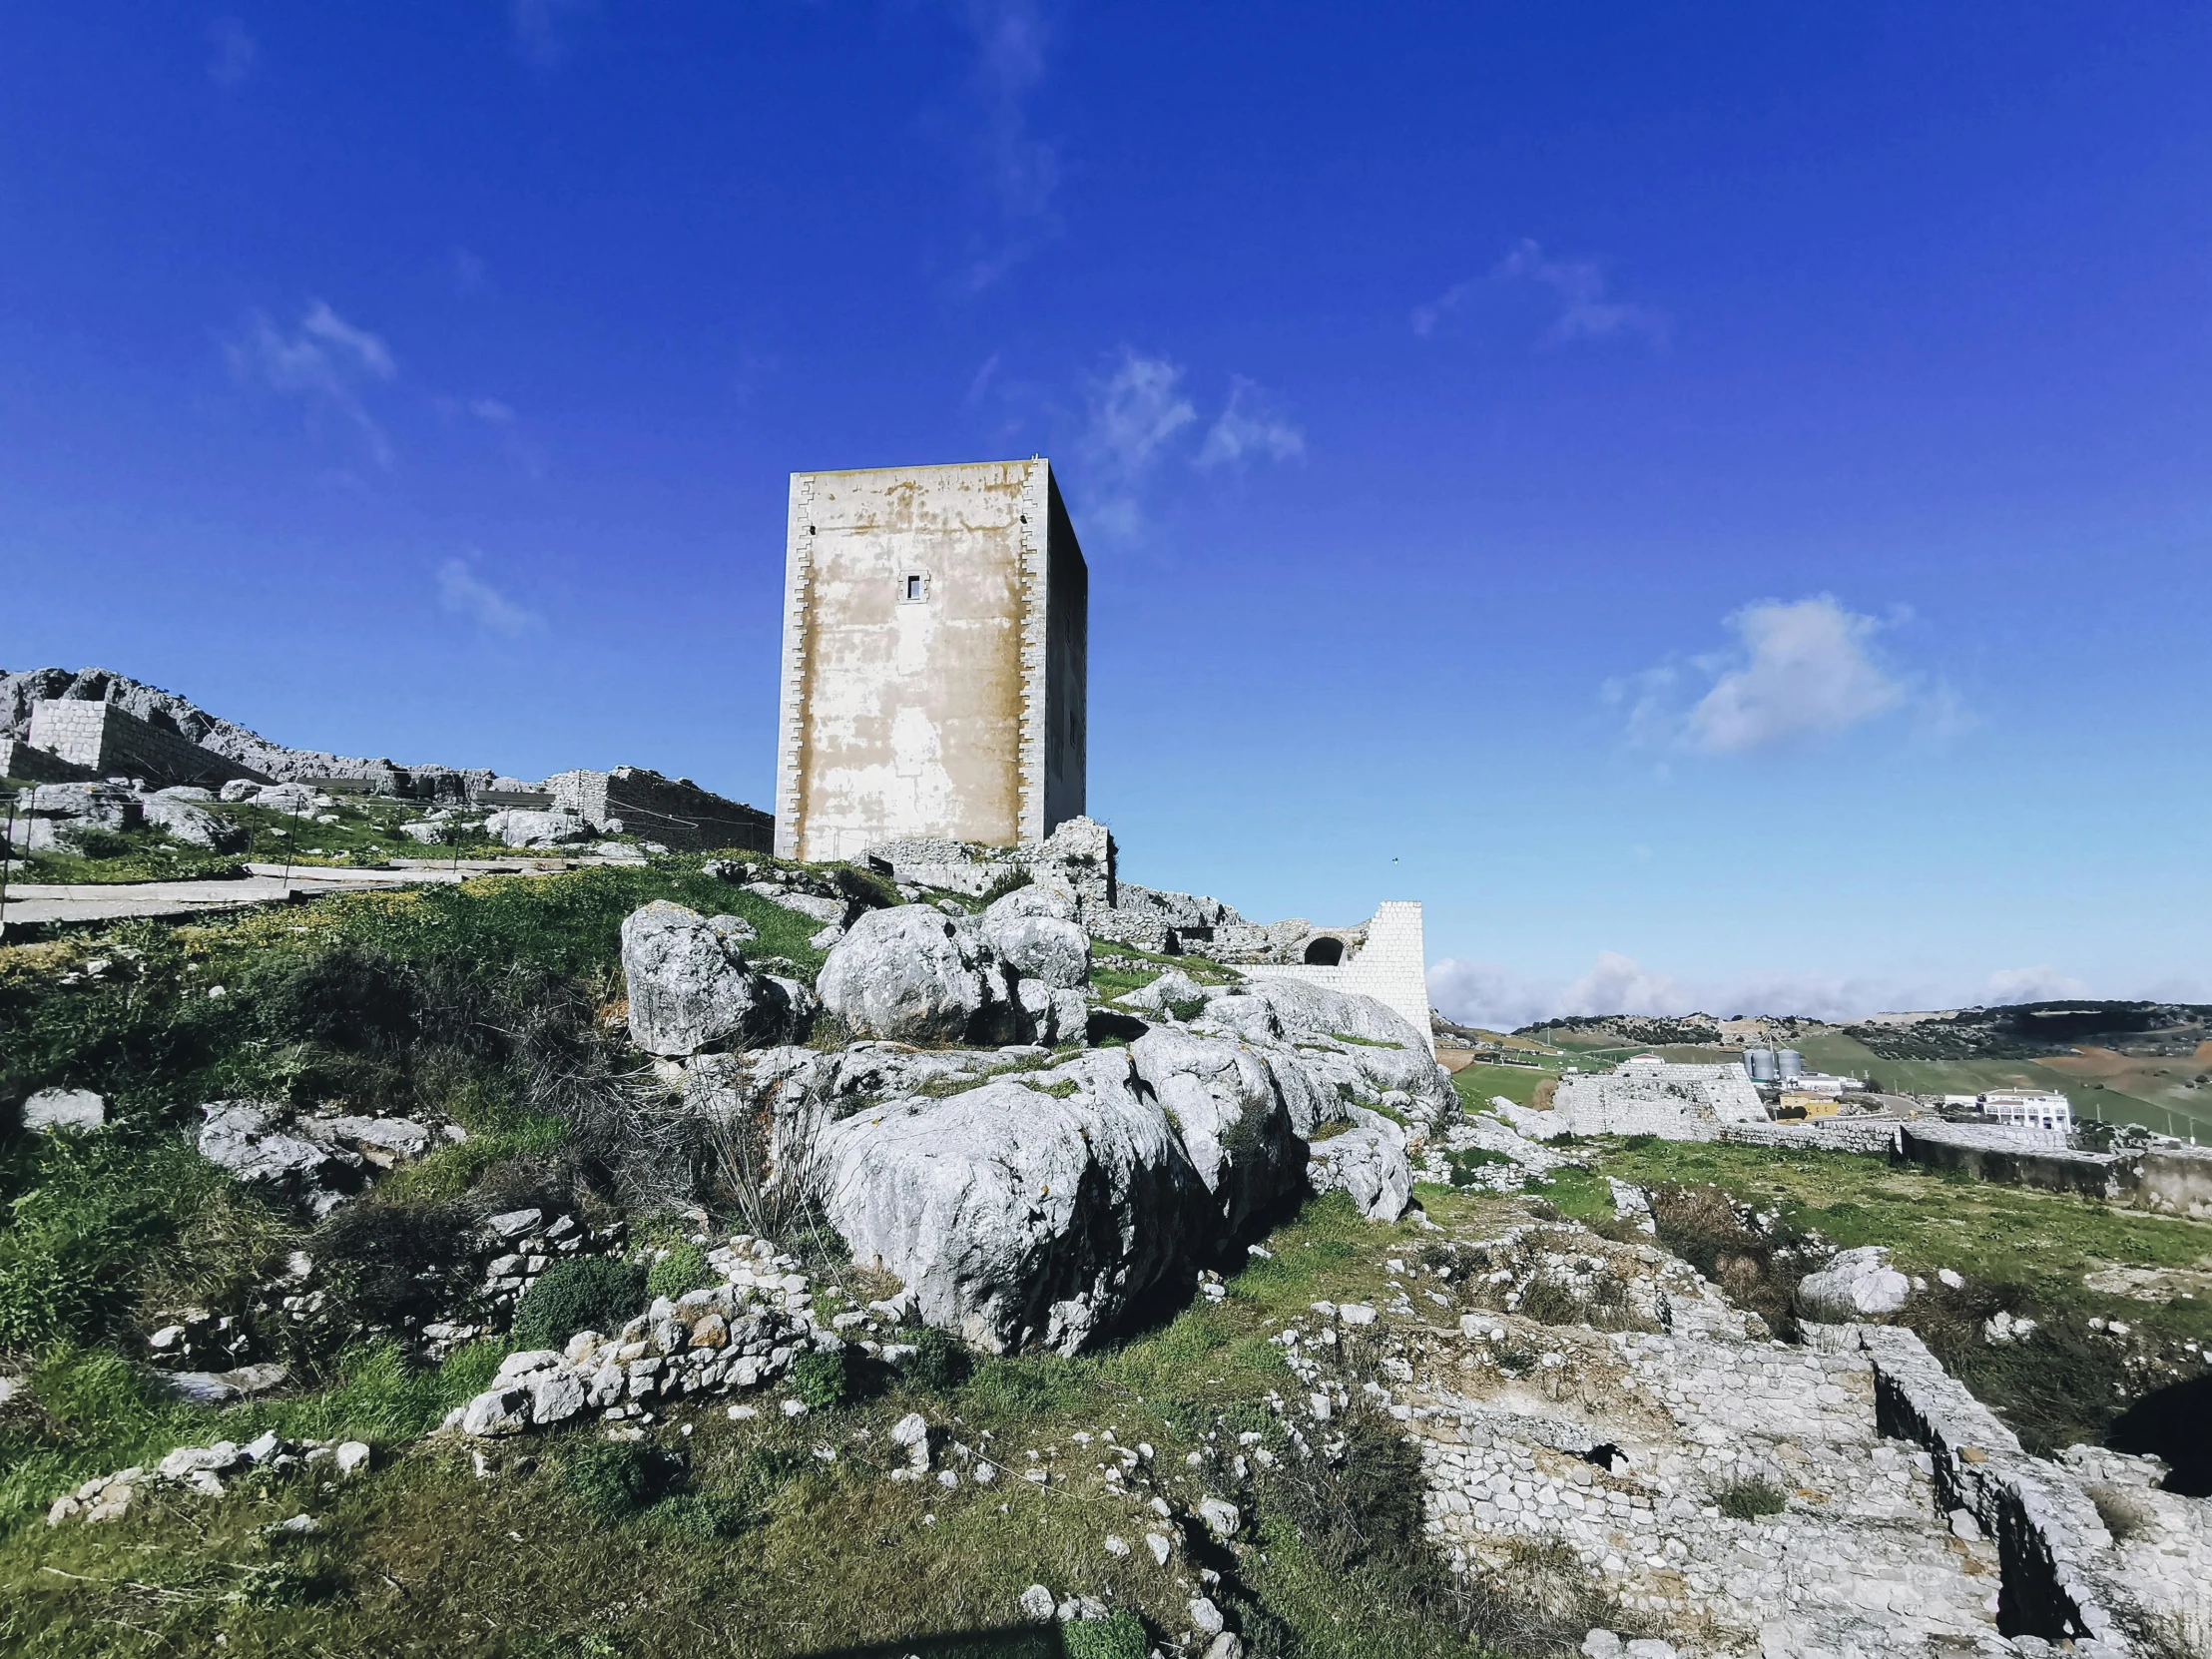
1744,1048,1779,1083
1778,1049,1805,1080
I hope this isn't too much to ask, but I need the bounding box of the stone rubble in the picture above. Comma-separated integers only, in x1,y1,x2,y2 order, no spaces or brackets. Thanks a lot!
48,1433,371,1526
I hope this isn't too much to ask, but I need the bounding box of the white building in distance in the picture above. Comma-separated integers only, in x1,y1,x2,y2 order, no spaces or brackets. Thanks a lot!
1978,1090,2073,1141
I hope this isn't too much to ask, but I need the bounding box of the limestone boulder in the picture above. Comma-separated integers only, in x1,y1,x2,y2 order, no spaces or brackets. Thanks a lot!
198,1102,361,1217
818,1049,1209,1354
620,901,798,1057
22,1088,106,1134
14,782,141,852
1196,979,1456,1128
140,793,246,852
1796,1246,1912,1321
1307,1107,1413,1222
1131,1028,1302,1235
816,905,1017,1046
981,887,1091,990
484,808,590,848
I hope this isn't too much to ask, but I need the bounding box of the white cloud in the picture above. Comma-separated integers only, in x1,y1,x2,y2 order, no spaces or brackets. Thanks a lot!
1083,348,1196,479
1414,240,1667,347
226,300,398,467
1494,239,1668,347
1429,952,1938,1030
1981,967,2090,1005
1687,596,1905,754
437,557,540,637
208,16,258,90
966,352,1003,406
468,397,516,425
1196,377,1306,470
1617,595,1970,757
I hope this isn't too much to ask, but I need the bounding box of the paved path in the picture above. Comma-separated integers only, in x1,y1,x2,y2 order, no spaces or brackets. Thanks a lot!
0,854,637,930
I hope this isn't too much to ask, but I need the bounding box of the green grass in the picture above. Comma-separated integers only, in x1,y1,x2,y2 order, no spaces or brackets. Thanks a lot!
1450,1062,1553,1111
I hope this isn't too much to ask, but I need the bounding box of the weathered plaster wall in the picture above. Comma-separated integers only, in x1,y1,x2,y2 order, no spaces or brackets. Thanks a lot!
775,459,1086,862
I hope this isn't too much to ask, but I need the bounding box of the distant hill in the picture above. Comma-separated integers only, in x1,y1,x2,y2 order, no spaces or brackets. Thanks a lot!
1841,1001,2212,1062
0,666,517,788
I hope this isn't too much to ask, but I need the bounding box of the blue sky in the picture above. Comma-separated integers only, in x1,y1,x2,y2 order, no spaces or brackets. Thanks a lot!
3,4,2208,1023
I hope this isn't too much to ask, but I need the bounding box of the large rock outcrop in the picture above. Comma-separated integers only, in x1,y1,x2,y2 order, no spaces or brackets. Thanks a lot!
1130,1028,1302,1236
1307,1107,1414,1221
818,1049,1211,1355
1193,978,1456,1128
619,901,809,1057
816,905,1011,1045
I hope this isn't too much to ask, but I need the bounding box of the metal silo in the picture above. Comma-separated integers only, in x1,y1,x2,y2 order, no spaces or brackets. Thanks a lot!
1778,1049,1805,1080
1744,1048,1778,1083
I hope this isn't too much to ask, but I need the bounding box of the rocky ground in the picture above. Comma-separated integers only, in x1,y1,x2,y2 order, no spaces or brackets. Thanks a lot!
3,844,2209,1657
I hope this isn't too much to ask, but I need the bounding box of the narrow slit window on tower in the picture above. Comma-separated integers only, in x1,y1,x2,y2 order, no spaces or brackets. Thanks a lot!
901,570,929,603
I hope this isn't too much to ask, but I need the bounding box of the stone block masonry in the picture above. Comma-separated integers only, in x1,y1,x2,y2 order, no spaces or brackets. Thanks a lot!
775,459,1087,863
543,767,773,854
0,739,96,784
27,700,270,791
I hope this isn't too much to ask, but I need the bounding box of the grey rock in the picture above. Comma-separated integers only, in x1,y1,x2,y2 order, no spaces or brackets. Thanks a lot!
14,782,141,851
1116,969,1207,1014
621,900,800,1057
1197,1496,1241,1537
139,794,245,851
247,782,317,814
197,1102,360,1215
315,1115,432,1160
1131,1028,1302,1235
1797,1246,1911,1320
529,1369,588,1424
981,888,1090,989
1189,1595,1227,1634
154,1364,288,1404
485,1207,543,1241
334,1441,371,1477
483,808,590,847
1306,1108,1413,1222
767,890,847,926
1019,1584,1056,1623
22,1087,105,1135
398,821,447,844
816,905,1015,1046
1581,1634,1624,1659
1196,979,1455,1128
459,1385,531,1437
1015,979,1089,1047
819,1049,1207,1355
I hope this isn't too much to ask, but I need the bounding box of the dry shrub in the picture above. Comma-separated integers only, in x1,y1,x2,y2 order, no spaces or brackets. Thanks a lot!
1648,1183,1808,1339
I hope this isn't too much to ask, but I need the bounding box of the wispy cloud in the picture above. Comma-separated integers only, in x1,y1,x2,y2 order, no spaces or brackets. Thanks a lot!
1082,348,1196,478
952,0,1059,290
511,0,591,73
467,397,515,425
226,299,398,467
1196,377,1306,470
966,352,1003,406
1609,595,1971,756
208,16,258,90
437,556,540,637
1414,239,1668,348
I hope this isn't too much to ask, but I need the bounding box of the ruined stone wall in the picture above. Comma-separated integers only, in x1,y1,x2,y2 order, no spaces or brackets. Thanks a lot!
774,459,1086,863
0,739,96,784
27,700,270,790
544,767,773,854
1239,901,1434,1056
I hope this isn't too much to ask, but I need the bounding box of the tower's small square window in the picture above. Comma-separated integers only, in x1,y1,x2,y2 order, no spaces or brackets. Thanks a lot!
901,570,929,603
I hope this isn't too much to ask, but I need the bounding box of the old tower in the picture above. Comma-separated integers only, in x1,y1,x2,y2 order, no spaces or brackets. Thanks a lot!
773,459,1088,863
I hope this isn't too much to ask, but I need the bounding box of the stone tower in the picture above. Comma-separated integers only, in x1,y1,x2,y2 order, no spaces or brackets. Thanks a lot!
773,459,1088,863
